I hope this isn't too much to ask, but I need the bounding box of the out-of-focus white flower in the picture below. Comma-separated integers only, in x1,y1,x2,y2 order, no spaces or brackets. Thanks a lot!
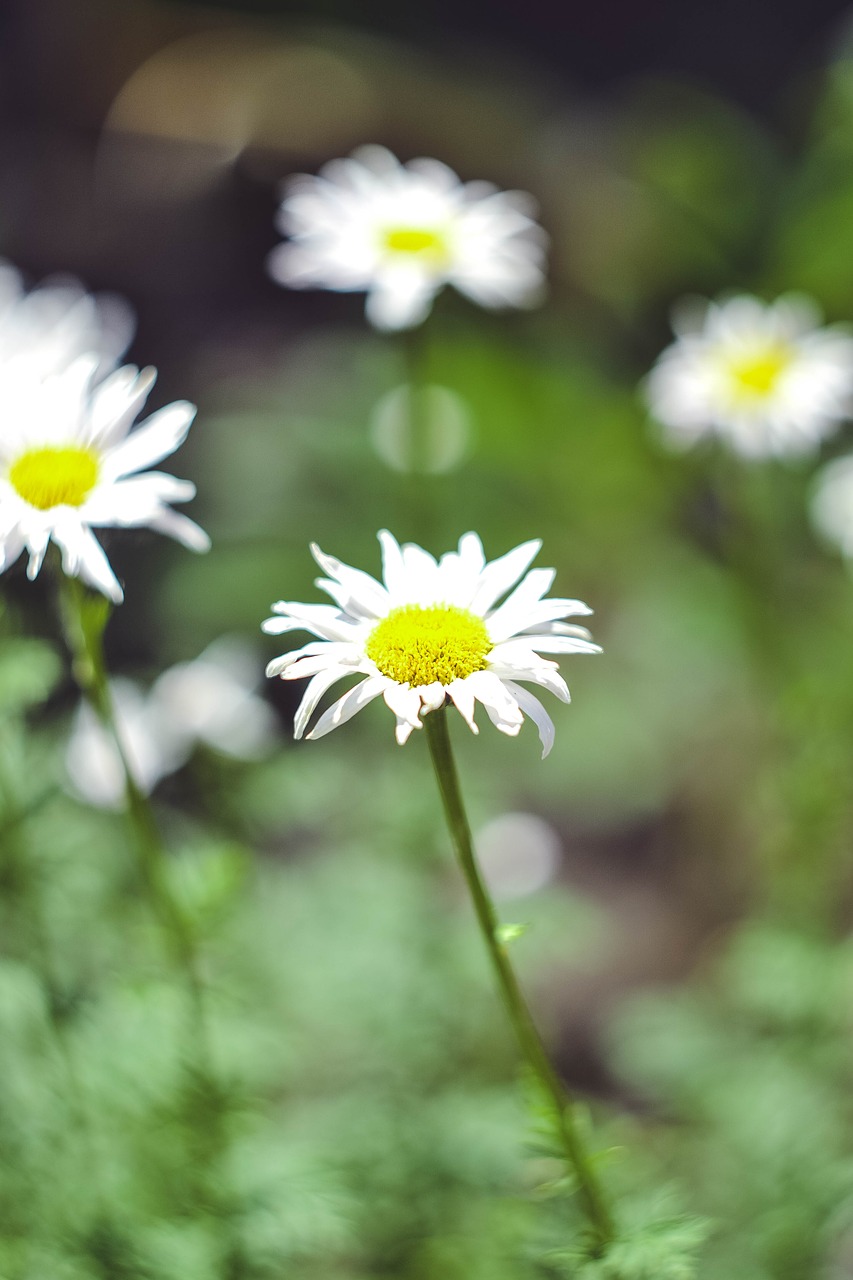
150,638,278,759
0,356,209,603
646,294,853,458
65,678,187,810
0,262,133,381
263,530,599,758
810,455,853,557
268,145,548,331
67,642,277,809
475,811,562,900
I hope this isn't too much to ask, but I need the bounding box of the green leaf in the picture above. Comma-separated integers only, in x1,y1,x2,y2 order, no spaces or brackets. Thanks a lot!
0,639,62,714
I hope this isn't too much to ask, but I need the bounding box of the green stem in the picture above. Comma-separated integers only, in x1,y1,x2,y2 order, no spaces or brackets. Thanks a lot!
59,577,205,1023
425,707,615,1253
58,575,245,1272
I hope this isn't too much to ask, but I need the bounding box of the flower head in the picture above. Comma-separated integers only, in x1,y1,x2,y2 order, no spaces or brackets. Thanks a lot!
268,145,548,331
645,294,853,457
262,531,599,757
0,356,209,602
0,261,133,381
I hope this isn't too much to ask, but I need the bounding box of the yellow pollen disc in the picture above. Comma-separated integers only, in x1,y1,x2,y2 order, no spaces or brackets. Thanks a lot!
727,345,792,399
8,446,99,510
382,227,448,259
366,604,492,687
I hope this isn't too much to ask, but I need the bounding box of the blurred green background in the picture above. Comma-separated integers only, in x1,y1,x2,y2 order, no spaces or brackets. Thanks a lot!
5,1,853,1276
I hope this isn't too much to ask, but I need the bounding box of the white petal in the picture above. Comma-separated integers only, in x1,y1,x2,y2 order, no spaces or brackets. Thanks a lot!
100,401,197,480
306,675,388,740
418,681,447,712
87,365,157,449
146,509,211,553
378,529,406,596
0,530,25,573
382,682,423,728
365,270,437,331
501,635,603,656
502,680,555,758
447,679,479,734
24,526,50,581
82,473,196,525
53,519,123,603
469,540,541,614
488,658,570,703
394,717,418,745
310,542,388,615
485,567,557,638
294,664,353,739
262,602,363,643
464,670,524,733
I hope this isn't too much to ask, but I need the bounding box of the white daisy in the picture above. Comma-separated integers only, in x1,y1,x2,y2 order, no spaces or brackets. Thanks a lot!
0,356,209,603
150,638,278,760
645,294,853,457
66,677,187,810
267,145,548,331
262,531,599,757
0,260,133,381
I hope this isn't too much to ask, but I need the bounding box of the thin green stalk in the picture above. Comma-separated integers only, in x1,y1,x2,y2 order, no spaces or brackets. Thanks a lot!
58,575,244,1273
395,325,435,544
59,576,206,1024
425,707,615,1254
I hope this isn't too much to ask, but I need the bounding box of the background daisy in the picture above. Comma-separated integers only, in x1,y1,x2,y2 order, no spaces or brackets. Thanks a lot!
645,294,853,457
268,145,548,330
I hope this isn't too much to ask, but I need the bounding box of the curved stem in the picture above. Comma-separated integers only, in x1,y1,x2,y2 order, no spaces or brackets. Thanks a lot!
58,576,244,1272
425,707,615,1253
59,577,205,1026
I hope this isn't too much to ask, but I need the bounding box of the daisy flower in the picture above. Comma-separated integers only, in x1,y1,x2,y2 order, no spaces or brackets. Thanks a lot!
645,294,853,458
0,260,133,380
267,145,548,331
262,531,599,757
0,355,209,603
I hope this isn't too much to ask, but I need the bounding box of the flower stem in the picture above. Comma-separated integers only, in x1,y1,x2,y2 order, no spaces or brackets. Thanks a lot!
424,706,615,1253
58,575,246,1272
58,576,206,1023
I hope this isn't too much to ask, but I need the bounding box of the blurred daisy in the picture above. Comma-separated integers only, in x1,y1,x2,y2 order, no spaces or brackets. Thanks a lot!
810,455,853,557
0,356,209,603
263,530,599,757
68,642,277,809
0,261,133,380
66,677,186,810
646,294,853,457
150,637,278,760
268,145,547,331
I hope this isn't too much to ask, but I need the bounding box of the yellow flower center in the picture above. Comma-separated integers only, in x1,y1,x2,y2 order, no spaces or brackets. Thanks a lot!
8,446,99,510
727,344,792,400
382,227,449,261
366,604,492,687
